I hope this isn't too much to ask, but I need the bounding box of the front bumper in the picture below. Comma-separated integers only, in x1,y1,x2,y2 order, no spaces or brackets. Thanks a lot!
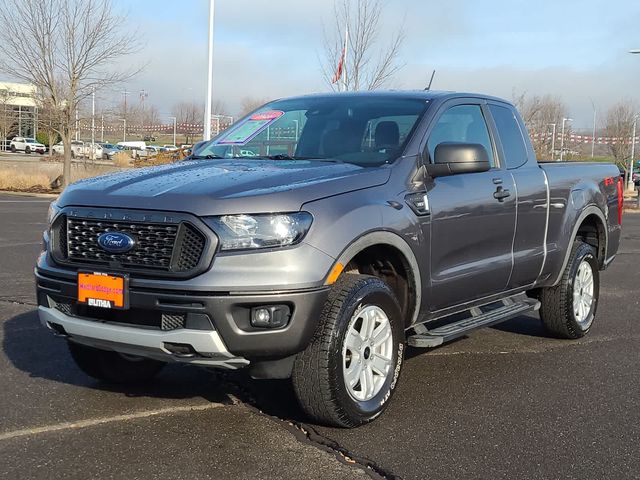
39,306,249,369
36,268,330,362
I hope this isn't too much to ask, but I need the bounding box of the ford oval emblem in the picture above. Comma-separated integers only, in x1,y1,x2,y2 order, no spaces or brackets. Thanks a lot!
97,232,135,253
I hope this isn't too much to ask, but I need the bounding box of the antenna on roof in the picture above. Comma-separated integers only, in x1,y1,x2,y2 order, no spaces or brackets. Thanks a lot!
424,70,436,91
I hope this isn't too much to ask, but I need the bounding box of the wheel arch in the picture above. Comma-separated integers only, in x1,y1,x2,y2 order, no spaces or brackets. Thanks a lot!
551,205,608,286
331,231,421,328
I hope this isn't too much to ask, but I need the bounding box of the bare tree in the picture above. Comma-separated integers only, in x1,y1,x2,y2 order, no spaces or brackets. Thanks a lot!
513,91,568,160
238,97,270,117
0,0,141,186
172,101,204,144
603,101,636,176
321,0,405,91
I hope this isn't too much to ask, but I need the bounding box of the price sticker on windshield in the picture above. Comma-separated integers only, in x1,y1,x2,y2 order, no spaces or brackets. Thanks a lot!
217,110,284,145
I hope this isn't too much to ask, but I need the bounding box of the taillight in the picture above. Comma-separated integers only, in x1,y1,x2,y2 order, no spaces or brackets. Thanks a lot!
617,176,624,225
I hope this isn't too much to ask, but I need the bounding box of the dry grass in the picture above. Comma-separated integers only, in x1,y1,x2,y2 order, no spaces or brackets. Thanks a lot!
113,152,132,167
0,169,51,191
133,152,177,168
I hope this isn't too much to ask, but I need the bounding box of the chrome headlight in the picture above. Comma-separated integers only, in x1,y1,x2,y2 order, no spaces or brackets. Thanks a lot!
205,212,313,251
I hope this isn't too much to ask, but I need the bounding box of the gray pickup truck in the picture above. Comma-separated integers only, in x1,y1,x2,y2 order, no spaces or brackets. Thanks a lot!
36,91,623,427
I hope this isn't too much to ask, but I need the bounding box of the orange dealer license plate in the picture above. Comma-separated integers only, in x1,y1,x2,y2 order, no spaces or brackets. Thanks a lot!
77,272,129,309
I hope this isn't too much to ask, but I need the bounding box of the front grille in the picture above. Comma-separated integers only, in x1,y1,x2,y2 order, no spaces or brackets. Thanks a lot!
55,215,208,275
67,217,178,270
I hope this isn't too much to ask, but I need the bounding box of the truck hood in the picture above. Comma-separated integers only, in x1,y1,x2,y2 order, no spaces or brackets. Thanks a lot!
57,159,391,216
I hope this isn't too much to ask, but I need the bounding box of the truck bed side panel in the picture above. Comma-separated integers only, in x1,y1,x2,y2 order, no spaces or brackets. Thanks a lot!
537,162,621,286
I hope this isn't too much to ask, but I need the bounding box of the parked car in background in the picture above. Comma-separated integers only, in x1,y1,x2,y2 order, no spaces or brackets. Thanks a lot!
99,143,119,160
160,144,178,152
10,137,46,154
117,141,146,151
52,140,102,159
51,142,64,156
131,145,159,160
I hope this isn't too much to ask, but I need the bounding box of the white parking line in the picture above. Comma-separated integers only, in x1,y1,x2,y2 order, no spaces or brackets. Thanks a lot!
0,403,226,442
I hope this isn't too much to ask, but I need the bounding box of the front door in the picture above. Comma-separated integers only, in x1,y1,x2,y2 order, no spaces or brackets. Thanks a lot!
425,103,517,310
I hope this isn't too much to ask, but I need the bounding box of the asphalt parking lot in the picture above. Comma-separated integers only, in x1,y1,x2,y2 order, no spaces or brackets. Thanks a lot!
0,193,639,480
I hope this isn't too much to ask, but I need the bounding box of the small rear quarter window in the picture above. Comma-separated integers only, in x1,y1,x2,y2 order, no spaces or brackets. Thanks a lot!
489,105,528,169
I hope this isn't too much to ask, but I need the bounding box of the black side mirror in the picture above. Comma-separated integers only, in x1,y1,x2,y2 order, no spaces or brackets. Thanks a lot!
426,142,491,177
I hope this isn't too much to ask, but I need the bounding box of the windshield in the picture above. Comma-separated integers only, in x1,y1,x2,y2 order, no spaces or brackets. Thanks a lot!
196,96,429,167
26,138,37,143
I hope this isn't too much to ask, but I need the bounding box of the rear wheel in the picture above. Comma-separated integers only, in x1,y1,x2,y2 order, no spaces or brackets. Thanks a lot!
10,144,16,152
538,241,599,339
292,274,405,427
68,341,165,384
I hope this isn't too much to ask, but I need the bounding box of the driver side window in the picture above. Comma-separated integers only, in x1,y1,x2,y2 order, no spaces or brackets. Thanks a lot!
427,104,496,167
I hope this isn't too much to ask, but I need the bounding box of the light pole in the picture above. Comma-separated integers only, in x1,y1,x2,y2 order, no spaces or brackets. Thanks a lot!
169,116,177,147
589,98,597,158
91,89,95,161
203,0,215,141
560,117,572,162
547,123,556,159
120,118,126,142
629,114,638,191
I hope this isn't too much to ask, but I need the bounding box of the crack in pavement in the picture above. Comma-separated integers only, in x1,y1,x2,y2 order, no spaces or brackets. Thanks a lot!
0,403,226,442
220,377,398,480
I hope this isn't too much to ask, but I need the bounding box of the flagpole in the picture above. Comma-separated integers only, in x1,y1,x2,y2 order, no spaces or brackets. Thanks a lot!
203,0,215,141
342,26,349,92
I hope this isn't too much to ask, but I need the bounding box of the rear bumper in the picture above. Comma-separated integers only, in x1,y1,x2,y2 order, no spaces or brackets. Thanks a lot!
36,268,329,361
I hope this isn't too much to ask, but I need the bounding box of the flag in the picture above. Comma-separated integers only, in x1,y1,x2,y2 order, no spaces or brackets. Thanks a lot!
331,27,349,88
331,47,346,84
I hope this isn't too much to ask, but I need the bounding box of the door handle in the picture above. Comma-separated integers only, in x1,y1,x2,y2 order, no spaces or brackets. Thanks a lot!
493,186,511,201
492,177,503,185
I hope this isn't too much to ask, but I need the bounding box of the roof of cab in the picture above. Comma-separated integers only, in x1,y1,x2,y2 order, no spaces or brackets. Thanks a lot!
278,90,513,105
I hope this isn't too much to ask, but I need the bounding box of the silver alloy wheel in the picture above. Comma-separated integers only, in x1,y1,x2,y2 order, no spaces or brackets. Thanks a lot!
342,305,394,402
573,260,595,326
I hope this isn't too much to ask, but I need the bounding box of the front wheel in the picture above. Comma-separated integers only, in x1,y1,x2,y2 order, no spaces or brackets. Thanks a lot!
68,341,165,384
292,274,405,427
538,241,600,339
25,146,31,154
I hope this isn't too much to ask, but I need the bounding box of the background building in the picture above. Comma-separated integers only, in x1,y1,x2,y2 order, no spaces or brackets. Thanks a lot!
0,81,38,148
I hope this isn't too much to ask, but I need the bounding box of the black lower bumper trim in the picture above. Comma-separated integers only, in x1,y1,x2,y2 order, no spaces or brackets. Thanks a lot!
36,269,329,359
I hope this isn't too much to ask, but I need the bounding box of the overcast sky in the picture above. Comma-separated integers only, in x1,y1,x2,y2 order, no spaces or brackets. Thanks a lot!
107,0,640,130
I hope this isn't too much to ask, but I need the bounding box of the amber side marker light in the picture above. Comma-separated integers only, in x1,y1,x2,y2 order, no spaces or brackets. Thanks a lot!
325,262,345,285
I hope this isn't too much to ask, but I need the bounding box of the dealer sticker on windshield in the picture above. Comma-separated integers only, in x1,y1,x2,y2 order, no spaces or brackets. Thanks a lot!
217,110,284,145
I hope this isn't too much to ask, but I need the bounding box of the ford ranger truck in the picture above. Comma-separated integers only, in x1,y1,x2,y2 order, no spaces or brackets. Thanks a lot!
36,91,623,427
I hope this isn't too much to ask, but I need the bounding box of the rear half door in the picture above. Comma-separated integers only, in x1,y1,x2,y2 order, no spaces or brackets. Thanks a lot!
487,102,547,288
425,100,517,310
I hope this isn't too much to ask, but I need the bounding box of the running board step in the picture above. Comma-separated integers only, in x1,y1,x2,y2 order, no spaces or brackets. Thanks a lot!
407,298,540,348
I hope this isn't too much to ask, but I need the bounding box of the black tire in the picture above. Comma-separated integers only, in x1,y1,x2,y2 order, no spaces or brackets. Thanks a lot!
10,144,16,152
68,341,165,384
539,241,600,339
292,274,405,428
25,146,31,154
71,151,75,159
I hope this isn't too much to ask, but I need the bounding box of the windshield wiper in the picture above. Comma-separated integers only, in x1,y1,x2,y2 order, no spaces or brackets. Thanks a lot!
190,154,224,160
